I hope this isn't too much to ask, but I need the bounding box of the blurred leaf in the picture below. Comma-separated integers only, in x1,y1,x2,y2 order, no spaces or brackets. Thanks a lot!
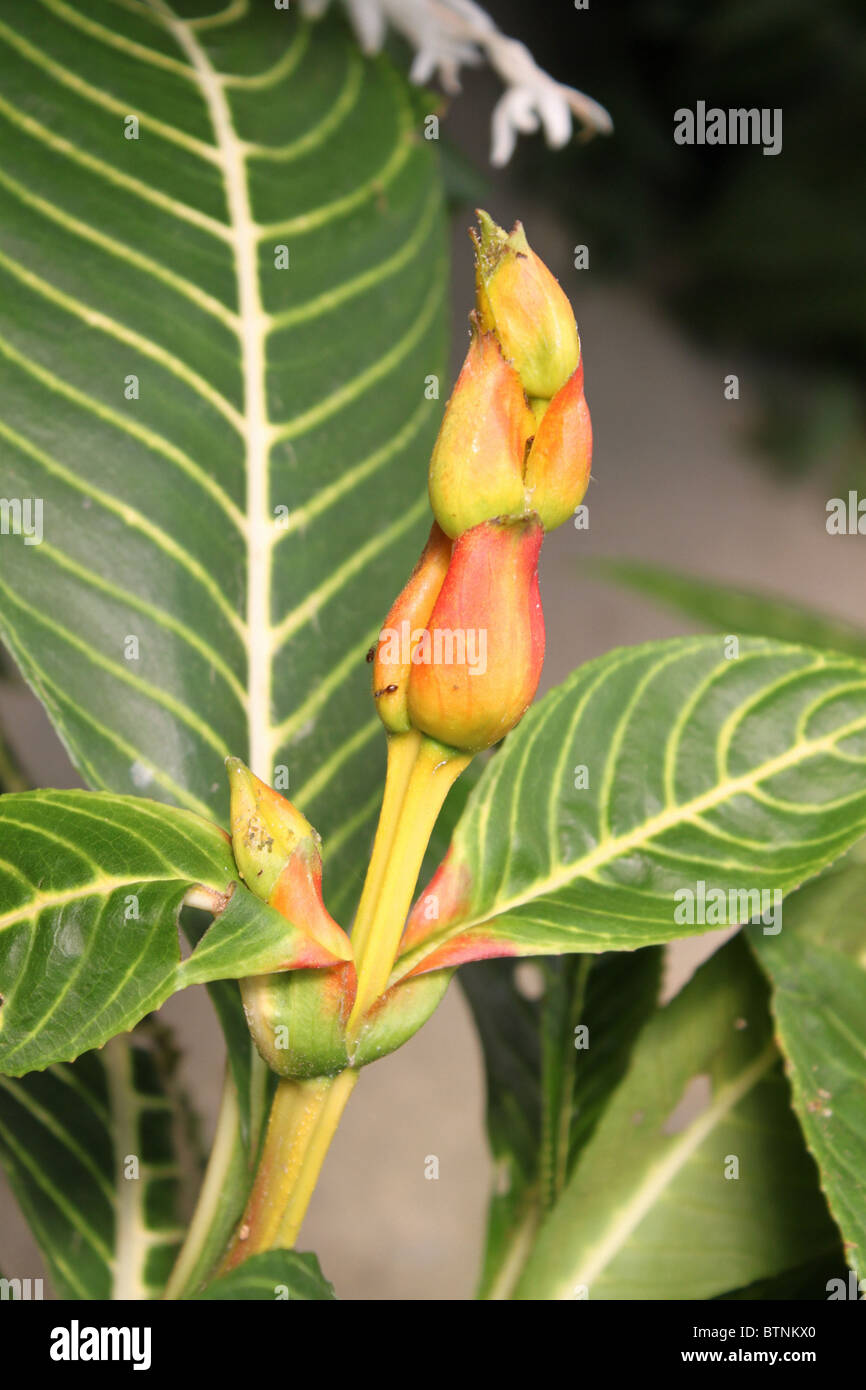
463,948,661,1299
750,860,866,1279
597,561,866,659
514,936,839,1300
714,1250,846,1301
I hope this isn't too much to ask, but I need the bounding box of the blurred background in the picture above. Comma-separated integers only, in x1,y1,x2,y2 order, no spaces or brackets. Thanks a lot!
2,0,865,1298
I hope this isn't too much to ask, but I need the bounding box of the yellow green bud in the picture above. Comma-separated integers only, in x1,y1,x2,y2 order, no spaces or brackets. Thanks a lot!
473,210,579,400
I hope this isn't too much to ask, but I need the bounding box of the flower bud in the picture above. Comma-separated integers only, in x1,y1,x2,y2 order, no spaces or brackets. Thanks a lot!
407,516,545,753
371,523,452,734
240,964,354,1079
473,210,579,400
227,758,351,964
428,329,535,538
523,362,592,530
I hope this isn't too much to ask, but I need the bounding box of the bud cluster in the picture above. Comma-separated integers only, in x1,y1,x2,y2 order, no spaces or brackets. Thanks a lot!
227,760,449,1077
433,210,592,536
223,213,595,1084
373,211,591,754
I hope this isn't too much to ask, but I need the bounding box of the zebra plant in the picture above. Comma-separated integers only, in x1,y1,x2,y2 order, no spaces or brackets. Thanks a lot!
0,0,863,1304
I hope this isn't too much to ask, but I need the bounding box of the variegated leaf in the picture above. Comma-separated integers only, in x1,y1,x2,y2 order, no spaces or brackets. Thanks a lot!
0,0,447,918
0,1027,199,1299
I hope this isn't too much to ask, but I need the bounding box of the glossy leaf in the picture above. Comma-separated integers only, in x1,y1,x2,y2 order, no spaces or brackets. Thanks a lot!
0,0,447,917
192,1249,335,1301
514,936,840,1300
0,789,346,1076
750,856,866,1279
398,637,866,972
0,1027,198,1299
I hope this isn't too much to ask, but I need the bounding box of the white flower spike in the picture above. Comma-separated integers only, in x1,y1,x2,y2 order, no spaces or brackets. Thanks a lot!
298,0,612,164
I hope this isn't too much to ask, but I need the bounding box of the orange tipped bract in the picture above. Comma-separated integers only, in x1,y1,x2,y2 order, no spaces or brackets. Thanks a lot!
428,329,535,538
523,361,593,530
227,758,350,964
371,522,453,735
407,516,545,753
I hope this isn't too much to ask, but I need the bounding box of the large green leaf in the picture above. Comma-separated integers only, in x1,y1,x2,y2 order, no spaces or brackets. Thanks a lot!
596,560,866,660
0,0,447,917
396,637,866,971
191,1249,335,1300
462,948,661,1299
513,936,841,1300
0,1026,199,1299
0,789,346,1075
750,855,866,1279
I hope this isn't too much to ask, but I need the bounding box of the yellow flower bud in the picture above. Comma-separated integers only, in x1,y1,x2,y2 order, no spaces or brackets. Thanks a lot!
473,210,579,400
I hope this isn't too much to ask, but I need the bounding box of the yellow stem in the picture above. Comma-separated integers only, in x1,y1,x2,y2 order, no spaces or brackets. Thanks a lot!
218,734,467,1272
220,1070,357,1271
275,1068,358,1247
349,729,422,965
348,737,471,1038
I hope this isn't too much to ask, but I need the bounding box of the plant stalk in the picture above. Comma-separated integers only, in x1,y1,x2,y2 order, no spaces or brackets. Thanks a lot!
348,737,470,1038
218,735,467,1271
348,729,422,966
220,1069,358,1270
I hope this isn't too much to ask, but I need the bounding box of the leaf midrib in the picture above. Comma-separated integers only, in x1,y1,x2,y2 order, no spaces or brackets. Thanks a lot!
0,872,230,934
149,0,272,782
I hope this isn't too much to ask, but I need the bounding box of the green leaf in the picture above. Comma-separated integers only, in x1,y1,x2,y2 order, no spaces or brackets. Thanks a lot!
462,948,661,1299
714,1250,847,1301
513,936,840,1301
397,637,866,971
596,560,866,660
750,860,866,1279
0,1025,199,1299
0,789,344,1075
192,1250,335,1301
0,1,447,917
